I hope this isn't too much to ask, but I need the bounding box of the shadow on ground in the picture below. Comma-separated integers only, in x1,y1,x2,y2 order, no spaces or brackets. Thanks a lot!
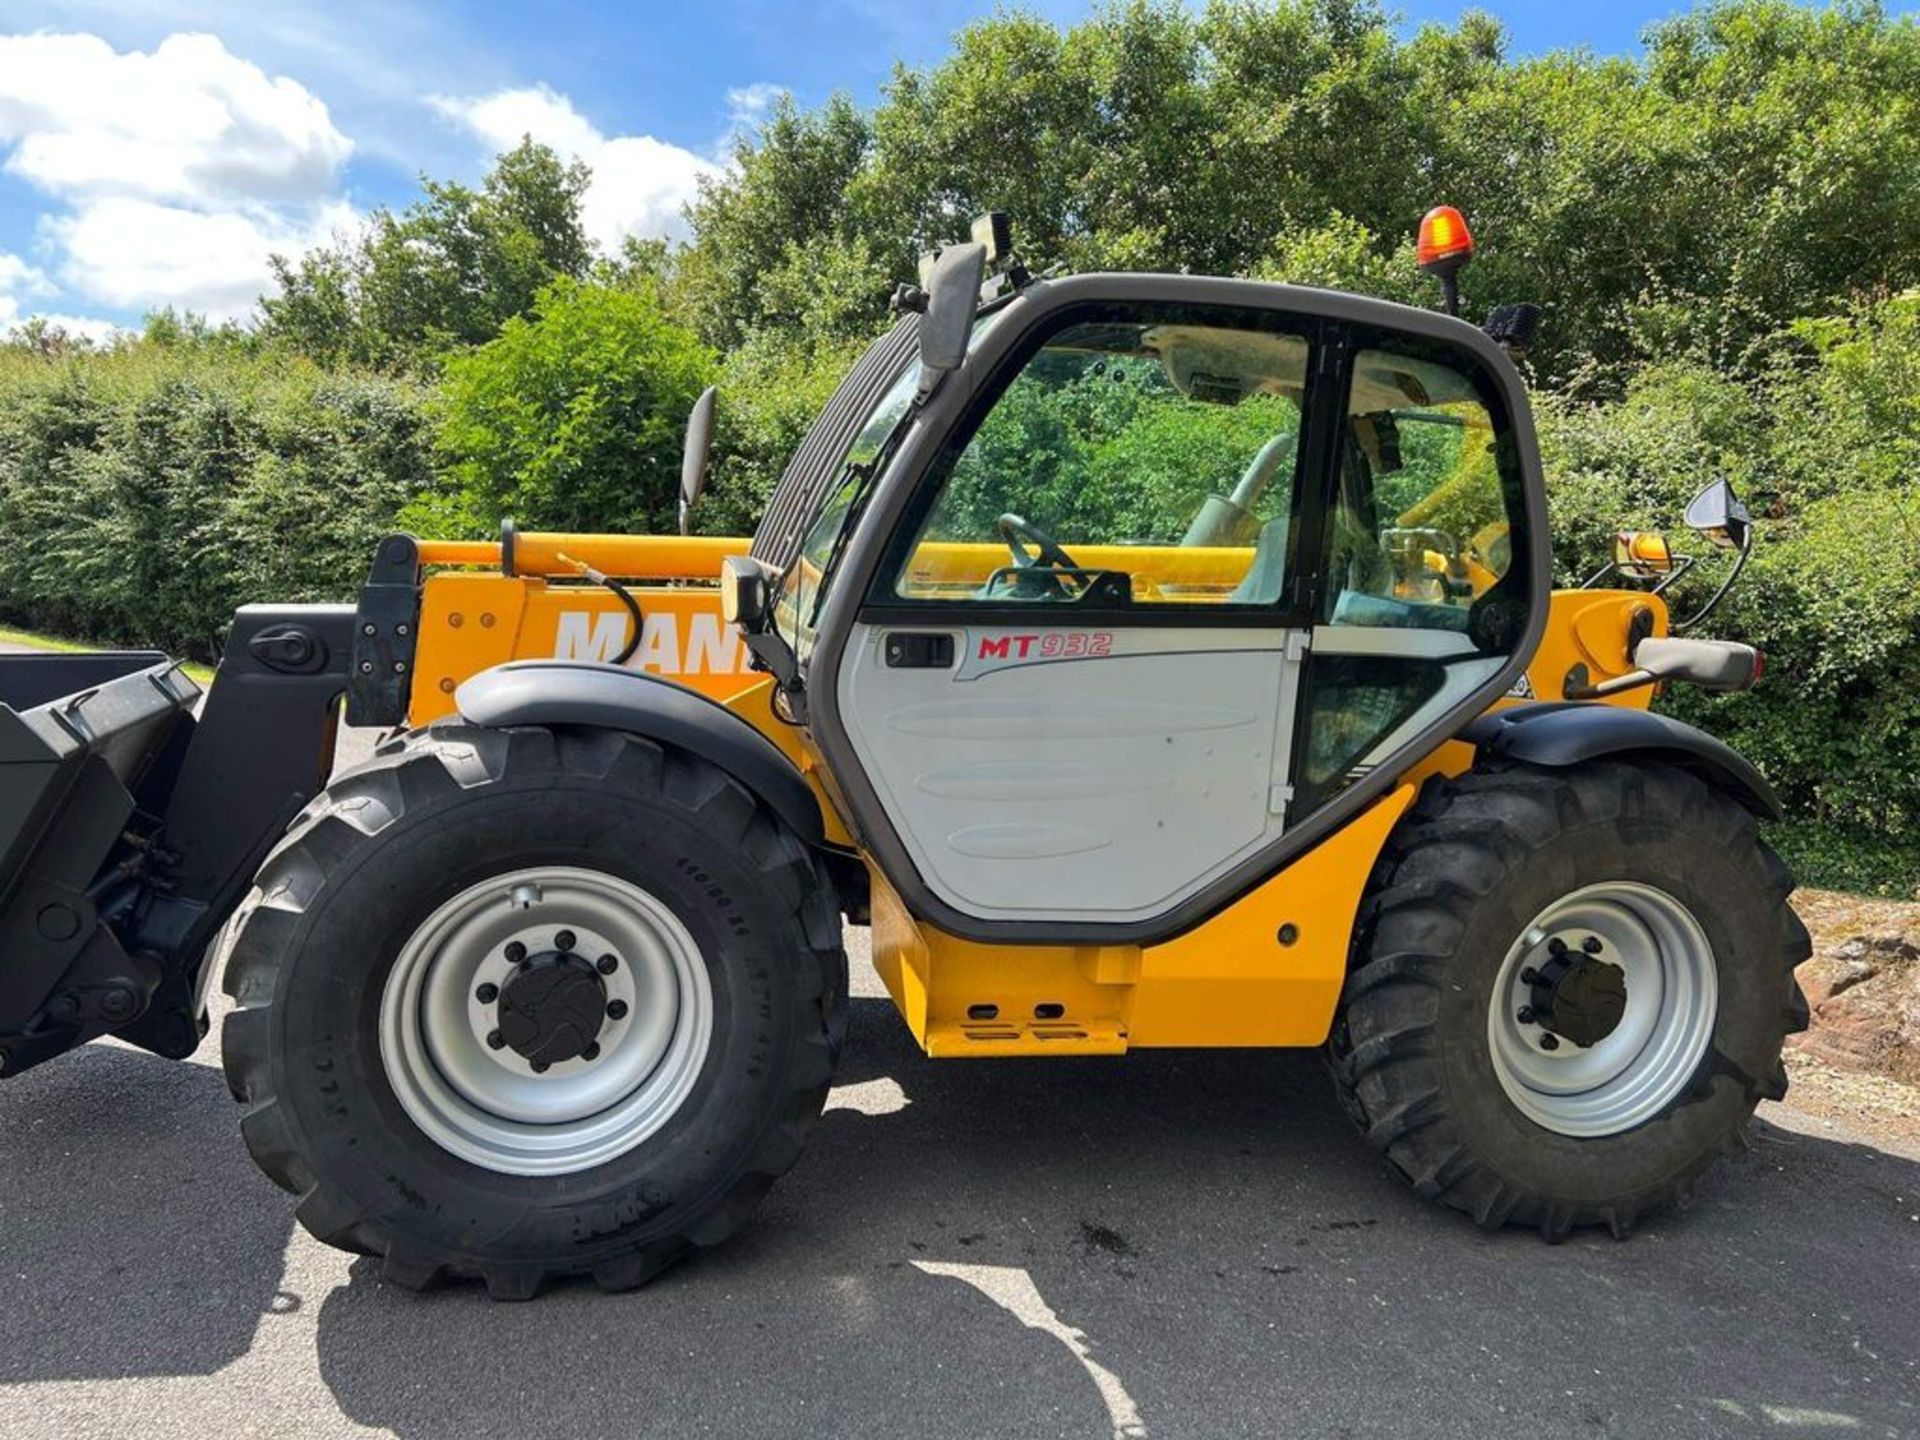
311,1000,1919,1440
3,999,1916,1439
0,1043,296,1381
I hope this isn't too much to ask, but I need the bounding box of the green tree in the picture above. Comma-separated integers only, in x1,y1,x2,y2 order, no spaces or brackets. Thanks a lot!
678,0,1920,386
418,277,713,536
263,140,594,369
677,94,879,350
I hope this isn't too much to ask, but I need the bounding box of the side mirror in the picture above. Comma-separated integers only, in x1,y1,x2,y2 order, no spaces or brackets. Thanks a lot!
916,241,987,388
679,386,717,536
1684,478,1751,552
721,553,801,693
1567,634,1762,699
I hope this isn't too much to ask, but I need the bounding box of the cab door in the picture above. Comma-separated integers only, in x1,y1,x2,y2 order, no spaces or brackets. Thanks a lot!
833,305,1328,928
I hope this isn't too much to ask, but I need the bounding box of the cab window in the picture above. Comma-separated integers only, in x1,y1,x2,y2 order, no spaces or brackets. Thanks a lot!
1323,346,1519,632
885,315,1311,608
1293,338,1533,813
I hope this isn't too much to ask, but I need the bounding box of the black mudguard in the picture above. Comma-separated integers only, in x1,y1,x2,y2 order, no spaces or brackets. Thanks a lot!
454,661,825,845
1460,702,1782,820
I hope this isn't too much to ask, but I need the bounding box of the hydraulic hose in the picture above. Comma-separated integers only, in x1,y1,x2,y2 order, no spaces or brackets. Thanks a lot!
555,551,644,665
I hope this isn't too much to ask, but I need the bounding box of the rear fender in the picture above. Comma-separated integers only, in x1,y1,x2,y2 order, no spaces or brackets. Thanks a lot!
454,660,825,845
1460,702,1782,820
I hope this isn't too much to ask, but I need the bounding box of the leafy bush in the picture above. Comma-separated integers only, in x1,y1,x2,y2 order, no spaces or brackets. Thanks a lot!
1537,293,1920,841
412,278,713,538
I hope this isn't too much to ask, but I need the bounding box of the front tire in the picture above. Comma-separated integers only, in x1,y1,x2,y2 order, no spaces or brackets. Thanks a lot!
221,723,845,1298
1331,759,1810,1240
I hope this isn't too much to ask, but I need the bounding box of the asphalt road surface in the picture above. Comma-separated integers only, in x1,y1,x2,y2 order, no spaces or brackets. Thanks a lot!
1,718,1916,1439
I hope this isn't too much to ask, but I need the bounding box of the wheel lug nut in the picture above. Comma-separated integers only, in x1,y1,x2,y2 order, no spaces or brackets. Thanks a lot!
554,930,576,953
1517,1006,1537,1024
1547,937,1568,956
476,982,499,1004
1583,936,1603,954
504,941,527,964
596,953,618,975
486,1030,505,1050
582,1043,601,1062
531,1060,551,1074
606,999,628,1020
1521,967,1541,985
1539,1033,1560,1051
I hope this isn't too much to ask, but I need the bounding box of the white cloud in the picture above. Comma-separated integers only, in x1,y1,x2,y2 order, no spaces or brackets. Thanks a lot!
0,31,355,321
581,136,718,250
0,31,351,206
428,83,601,163
0,251,117,340
430,80,786,251
724,82,785,132
42,197,356,320
0,251,54,301
0,251,47,328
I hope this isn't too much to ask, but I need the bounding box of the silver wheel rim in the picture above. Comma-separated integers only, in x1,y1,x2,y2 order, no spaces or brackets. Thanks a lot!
1487,881,1718,1138
379,865,713,1176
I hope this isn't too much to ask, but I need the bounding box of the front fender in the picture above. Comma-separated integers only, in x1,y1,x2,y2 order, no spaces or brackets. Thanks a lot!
1460,702,1782,821
454,660,825,844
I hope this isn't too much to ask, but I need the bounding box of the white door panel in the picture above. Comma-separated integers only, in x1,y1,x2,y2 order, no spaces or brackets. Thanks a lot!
840,624,1304,923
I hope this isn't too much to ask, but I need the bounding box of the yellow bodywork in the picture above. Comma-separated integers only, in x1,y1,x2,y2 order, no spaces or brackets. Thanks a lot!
407,534,759,725
868,783,1415,1055
399,528,1665,1055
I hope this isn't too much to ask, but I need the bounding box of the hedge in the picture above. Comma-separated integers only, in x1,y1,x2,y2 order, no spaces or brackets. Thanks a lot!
0,341,431,659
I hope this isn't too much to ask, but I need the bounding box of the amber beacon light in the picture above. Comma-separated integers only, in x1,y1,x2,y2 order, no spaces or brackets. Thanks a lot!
1416,204,1475,316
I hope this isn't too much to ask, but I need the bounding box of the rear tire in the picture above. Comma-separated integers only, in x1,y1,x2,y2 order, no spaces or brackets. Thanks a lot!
221,723,845,1298
1330,758,1809,1240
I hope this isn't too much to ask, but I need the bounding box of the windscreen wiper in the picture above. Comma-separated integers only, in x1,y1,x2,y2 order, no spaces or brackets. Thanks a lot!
807,400,922,627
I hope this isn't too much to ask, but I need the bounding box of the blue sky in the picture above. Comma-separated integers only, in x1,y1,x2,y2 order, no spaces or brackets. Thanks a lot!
0,0,1768,335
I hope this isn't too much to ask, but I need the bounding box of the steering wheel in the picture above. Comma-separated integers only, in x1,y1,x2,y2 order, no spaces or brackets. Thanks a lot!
987,512,1080,600
996,512,1078,572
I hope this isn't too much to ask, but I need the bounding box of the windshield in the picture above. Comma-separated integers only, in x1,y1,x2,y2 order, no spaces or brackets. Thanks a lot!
890,319,1308,605
774,357,924,651
771,309,1000,656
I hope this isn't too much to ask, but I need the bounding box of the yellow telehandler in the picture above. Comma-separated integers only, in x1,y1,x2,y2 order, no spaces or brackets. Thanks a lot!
0,210,1805,1297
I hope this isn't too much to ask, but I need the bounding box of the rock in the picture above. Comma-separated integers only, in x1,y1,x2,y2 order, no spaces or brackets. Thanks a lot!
1790,926,1920,1085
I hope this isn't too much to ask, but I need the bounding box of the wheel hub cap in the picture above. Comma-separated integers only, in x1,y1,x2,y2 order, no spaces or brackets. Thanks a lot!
497,952,608,1065
1526,947,1628,1049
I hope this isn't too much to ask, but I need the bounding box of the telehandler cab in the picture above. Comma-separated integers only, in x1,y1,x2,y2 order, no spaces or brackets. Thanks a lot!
0,211,1806,1298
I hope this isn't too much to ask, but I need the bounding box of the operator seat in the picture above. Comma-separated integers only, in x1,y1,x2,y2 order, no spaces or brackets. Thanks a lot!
1229,514,1290,604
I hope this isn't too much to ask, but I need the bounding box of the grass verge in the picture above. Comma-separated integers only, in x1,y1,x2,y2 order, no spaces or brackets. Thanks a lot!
0,622,217,686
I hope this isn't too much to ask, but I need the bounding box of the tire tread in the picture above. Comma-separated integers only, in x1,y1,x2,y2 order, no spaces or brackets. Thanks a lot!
1330,758,1810,1242
221,722,845,1299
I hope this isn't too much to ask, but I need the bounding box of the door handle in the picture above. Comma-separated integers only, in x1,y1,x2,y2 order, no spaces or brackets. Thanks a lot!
883,632,955,669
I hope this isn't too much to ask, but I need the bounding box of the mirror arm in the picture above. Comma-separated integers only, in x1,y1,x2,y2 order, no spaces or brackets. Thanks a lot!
742,629,803,699
1672,526,1752,634
1564,667,1656,701
1648,553,1696,596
